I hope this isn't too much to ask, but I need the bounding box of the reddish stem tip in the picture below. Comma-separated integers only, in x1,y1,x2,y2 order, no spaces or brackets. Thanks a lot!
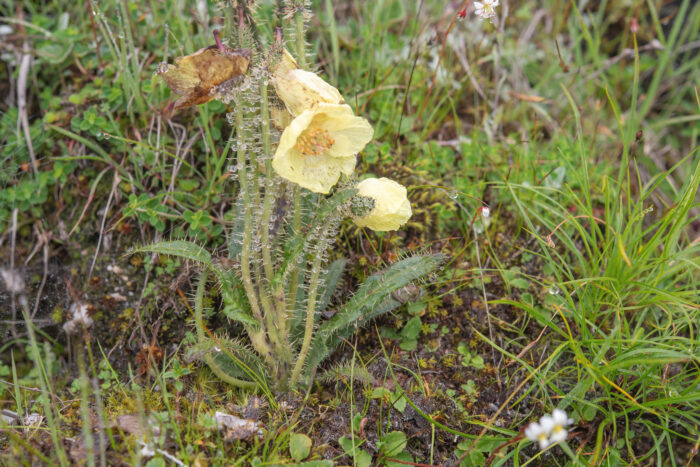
213,30,225,53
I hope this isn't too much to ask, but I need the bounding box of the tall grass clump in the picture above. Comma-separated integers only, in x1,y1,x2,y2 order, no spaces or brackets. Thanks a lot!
498,59,700,465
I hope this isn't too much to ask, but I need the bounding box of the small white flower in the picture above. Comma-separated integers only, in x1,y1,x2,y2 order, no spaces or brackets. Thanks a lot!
139,442,155,458
480,206,490,219
524,421,551,449
549,409,573,443
525,409,574,450
474,0,499,21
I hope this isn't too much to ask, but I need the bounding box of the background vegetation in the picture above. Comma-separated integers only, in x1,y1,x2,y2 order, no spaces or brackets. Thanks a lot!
1,0,698,465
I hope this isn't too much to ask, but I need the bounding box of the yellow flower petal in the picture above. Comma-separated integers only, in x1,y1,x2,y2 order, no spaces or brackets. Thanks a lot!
272,50,344,116
353,178,412,231
272,104,373,194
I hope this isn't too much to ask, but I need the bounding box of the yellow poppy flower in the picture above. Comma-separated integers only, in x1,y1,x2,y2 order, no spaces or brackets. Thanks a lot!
272,103,373,194
353,178,412,231
271,50,344,116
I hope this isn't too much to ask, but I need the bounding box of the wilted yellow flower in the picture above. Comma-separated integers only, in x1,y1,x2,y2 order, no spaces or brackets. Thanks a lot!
272,103,373,194
353,178,412,231
271,50,344,116
156,43,250,113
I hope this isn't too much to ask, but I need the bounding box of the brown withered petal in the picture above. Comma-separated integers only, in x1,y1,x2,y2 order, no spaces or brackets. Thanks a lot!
157,45,251,112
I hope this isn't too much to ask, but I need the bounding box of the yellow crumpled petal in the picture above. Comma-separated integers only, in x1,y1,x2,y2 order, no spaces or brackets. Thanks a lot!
353,178,412,231
272,103,373,194
271,49,344,116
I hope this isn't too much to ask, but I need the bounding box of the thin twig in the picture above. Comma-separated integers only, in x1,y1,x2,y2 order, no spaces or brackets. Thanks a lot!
506,326,547,367
88,171,120,280
86,0,104,67
30,227,49,320
0,380,42,392
9,208,19,338
473,219,496,364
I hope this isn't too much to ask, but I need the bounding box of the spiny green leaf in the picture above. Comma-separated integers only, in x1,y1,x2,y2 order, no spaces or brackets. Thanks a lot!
190,337,266,383
318,258,347,313
132,241,253,324
130,240,212,265
310,254,443,366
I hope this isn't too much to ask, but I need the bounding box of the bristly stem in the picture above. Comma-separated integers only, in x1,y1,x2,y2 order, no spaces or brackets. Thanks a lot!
287,4,307,328
259,80,290,356
259,83,276,294
294,9,307,68
235,105,266,343
287,186,302,313
290,230,326,387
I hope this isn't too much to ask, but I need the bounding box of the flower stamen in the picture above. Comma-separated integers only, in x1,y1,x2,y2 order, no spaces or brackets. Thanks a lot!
294,127,335,157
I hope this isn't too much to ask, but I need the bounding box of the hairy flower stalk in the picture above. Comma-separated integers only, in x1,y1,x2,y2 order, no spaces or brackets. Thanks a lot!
259,78,294,381
288,1,309,318
259,81,287,324
289,229,327,387
235,98,274,365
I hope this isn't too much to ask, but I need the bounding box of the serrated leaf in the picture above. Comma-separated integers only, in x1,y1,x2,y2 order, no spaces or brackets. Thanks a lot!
317,258,347,313
222,305,260,329
311,254,443,366
130,240,212,265
132,241,251,325
311,294,401,366
214,263,249,311
190,337,266,383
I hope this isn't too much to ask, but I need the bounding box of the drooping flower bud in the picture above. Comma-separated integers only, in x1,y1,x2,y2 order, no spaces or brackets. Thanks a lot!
352,178,412,231
271,49,344,116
